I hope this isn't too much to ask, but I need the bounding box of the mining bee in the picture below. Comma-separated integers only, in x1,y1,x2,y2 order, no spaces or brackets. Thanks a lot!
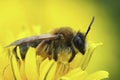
7,17,94,63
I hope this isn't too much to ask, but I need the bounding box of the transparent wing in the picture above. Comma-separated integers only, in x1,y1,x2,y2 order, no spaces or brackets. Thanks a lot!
6,34,57,47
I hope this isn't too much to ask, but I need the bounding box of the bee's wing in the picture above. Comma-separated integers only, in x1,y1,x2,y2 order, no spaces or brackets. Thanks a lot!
6,34,57,47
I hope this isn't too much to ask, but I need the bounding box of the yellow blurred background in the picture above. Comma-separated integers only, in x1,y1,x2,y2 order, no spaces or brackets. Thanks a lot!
0,0,119,80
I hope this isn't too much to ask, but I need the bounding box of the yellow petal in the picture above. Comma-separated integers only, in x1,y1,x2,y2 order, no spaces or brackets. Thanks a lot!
45,62,57,80
61,68,87,80
80,43,103,70
2,64,14,80
63,68,83,77
25,47,38,80
16,47,22,62
39,58,55,80
69,53,83,69
10,55,22,80
85,71,109,80
69,71,87,80
54,62,70,80
16,47,26,79
59,77,69,80
19,62,27,80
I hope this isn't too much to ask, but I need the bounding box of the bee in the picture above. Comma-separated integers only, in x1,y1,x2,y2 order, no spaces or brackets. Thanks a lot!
7,17,95,63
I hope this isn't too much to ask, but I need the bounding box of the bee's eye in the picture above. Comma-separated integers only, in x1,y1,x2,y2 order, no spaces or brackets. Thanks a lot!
73,33,85,54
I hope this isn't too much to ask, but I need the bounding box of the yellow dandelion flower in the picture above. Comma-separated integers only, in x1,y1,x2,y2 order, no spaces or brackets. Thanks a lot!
0,26,109,80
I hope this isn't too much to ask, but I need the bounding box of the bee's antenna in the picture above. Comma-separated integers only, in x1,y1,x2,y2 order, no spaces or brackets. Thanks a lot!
85,16,95,38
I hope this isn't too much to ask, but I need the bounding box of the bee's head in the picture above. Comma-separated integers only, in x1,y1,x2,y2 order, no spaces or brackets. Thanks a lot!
73,16,95,54
73,32,85,54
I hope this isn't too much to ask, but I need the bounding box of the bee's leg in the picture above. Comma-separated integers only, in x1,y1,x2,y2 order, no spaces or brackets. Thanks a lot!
12,46,19,59
44,40,52,55
53,49,58,61
36,41,49,61
19,44,29,60
68,46,76,63
46,45,53,60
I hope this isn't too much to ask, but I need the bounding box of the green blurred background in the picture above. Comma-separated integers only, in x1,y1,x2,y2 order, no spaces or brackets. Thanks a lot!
0,0,119,80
